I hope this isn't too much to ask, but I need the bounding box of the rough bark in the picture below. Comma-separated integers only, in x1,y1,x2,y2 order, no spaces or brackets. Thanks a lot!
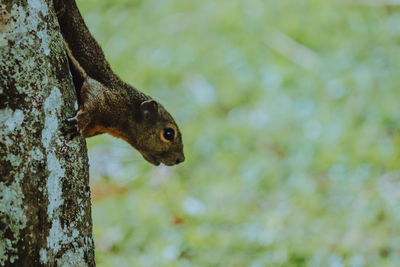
0,1,95,266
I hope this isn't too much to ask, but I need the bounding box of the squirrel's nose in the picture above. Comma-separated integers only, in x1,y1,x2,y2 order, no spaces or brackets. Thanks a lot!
175,154,185,164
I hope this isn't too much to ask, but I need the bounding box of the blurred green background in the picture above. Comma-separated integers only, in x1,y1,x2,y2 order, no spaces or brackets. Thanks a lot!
76,0,400,266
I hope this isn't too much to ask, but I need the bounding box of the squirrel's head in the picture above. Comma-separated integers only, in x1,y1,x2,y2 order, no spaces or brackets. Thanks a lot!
128,99,185,166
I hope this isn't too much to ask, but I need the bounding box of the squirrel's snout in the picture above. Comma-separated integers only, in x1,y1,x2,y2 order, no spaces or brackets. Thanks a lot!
175,154,185,165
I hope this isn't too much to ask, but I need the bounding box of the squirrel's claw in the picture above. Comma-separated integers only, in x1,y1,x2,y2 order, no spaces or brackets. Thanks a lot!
62,115,81,140
62,110,90,140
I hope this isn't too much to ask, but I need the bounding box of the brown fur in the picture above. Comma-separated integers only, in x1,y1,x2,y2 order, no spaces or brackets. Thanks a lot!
55,0,184,166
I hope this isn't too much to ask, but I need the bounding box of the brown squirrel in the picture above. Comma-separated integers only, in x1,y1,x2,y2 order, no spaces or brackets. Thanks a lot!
55,0,184,166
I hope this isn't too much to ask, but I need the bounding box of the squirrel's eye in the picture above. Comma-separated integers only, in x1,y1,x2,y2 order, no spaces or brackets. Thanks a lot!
163,128,175,141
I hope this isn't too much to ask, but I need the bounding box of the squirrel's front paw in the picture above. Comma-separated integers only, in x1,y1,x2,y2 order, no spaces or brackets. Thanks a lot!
62,115,81,140
62,110,90,140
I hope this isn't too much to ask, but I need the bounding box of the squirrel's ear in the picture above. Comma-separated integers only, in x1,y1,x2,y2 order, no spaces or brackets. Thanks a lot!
140,100,159,120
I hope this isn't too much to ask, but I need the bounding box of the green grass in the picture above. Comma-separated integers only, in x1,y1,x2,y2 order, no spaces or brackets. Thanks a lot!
77,0,400,266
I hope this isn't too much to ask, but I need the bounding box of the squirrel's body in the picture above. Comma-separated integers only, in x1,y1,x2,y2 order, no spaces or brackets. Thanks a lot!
56,0,184,166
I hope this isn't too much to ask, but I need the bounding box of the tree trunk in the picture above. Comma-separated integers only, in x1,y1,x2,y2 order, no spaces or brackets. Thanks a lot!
0,1,95,266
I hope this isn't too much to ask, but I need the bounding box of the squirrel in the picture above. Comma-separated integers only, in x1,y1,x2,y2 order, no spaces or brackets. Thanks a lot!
54,0,184,166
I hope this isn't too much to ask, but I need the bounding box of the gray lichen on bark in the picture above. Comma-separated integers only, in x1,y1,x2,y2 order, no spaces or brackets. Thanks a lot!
0,0,95,266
